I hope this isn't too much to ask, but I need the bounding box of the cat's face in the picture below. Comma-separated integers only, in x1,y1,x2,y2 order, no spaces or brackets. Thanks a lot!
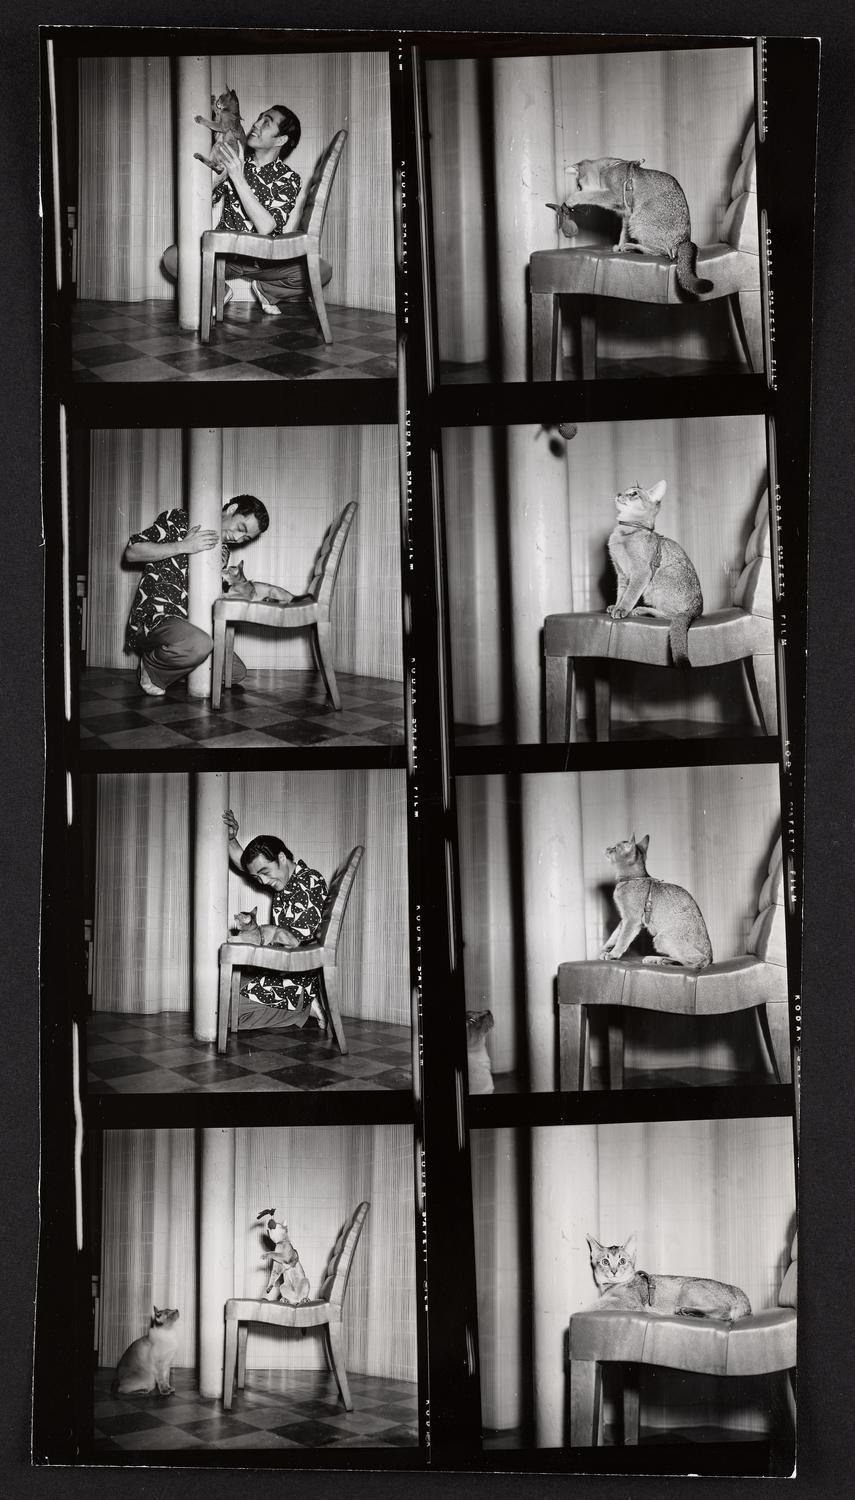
214,89,240,117
152,1307,180,1327
466,1010,494,1044
614,480,666,523
232,908,258,930
605,833,650,866
586,1235,638,1291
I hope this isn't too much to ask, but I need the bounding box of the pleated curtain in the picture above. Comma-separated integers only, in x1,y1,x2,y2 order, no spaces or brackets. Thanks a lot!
473,1117,796,1436
85,425,402,682
428,45,756,367
99,1125,416,1380
92,769,410,1024
445,415,769,731
458,763,784,1077
77,53,394,311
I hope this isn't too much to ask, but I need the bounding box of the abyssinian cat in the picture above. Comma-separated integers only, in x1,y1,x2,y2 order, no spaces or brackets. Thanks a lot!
194,88,247,171
228,907,291,947
587,1234,751,1320
466,1010,495,1095
601,833,713,969
111,1306,180,1396
559,158,713,296
221,561,299,605
607,480,703,667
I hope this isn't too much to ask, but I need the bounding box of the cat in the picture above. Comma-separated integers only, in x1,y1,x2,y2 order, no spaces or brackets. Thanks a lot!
466,1010,495,1095
111,1306,180,1396
257,1210,311,1306
587,1234,751,1320
601,833,713,969
221,560,297,606
194,88,247,172
560,158,713,295
606,480,703,667
228,907,291,947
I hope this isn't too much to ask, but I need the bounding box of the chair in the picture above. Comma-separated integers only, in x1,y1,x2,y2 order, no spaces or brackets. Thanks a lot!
200,129,348,345
545,491,776,742
223,1201,370,1413
217,845,364,1057
558,839,791,1091
211,501,358,712
569,1232,796,1448
531,127,762,380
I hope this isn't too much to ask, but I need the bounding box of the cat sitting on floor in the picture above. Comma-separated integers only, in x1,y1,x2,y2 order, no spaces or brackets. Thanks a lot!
607,480,703,667
228,908,292,947
557,157,713,296
601,833,713,969
586,1234,750,1320
111,1307,180,1396
466,1010,495,1095
194,88,247,172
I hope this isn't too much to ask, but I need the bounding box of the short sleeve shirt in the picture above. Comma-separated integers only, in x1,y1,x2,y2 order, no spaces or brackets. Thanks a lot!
126,509,230,646
212,156,301,236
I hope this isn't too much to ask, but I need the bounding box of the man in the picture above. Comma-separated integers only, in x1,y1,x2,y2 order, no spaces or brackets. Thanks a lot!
125,494,270,696
163,103,332,313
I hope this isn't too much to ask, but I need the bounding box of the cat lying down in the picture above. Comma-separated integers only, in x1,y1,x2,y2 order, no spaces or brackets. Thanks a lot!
587,1233,750,1319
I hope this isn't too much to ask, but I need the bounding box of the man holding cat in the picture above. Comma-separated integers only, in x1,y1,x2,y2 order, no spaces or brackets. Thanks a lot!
162,103,333,314
125,494,274,696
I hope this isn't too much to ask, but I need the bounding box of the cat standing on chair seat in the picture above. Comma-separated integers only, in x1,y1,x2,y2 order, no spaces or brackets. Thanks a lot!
111,1307,180,1396
561,157,713,295
601,833,713,969
228,907,293,947
607,480,703,667
586,1234,751,1319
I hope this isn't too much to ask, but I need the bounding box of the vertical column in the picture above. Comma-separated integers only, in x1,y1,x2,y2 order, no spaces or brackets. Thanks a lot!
198,1128,236,1398
192,770,230,1042
520,772,587,1092
186,426,223,700
531,1123,599,1448
176,55,213,331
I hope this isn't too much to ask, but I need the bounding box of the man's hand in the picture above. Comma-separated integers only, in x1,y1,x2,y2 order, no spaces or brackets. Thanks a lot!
223,809,240,841
219,140,246,184
185,525,220,555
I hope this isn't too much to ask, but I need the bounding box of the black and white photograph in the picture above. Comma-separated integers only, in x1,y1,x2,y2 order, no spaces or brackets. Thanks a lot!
83,769,411,1094
445,415,776,746
459,764,791,1094
58,47,396,383
426,42,763,384
90,1124,419,1451
75,425,404,752
471,1116,795,1460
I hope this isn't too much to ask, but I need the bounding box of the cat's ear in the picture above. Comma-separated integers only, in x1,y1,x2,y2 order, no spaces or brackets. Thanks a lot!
153,1305,162,1318
250,907,257,920
647,480,667,505
622,1233,638,1263
637,834,650,854
586,1233,604,1258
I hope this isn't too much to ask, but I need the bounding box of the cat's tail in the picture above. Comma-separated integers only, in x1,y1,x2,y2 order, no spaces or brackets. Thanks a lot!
732,1289,752,1319
668,613,694,668
676,240,713,296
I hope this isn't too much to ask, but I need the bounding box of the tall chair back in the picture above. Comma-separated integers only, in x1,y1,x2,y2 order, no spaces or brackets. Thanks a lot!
298,129,348,239
315,845,364,955
310,501,358,609
317,1202,370,1309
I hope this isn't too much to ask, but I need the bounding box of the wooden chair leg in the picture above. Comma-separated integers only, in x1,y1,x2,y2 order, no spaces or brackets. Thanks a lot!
560,1003,587,1092
217,956,234,1054
314,622,342,710
743,653,778,735
222,1316,238,1408
237,1325,249,1391
570,1358,602,1447
594,669,611,742
622,1366,641,1445
729,291,764,375
758,1001,791,1084
326,1321,353,1410
230,970,242,1040
608,1015,625,1090
200,249,215,344
224,625,237,691
546,655,577,743
322,965,348,1055
307,252,333,344
215,257,226,324
211,615,226,710
532,291,561,381
579,299,598,380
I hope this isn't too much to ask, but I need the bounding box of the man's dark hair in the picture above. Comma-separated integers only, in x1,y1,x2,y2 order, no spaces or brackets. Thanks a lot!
271,104,301,160
241,834,294,875
223,494,269,535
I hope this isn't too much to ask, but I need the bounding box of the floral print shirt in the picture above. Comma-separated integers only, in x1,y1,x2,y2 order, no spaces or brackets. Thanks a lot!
212,156,301,236
126,509,230,646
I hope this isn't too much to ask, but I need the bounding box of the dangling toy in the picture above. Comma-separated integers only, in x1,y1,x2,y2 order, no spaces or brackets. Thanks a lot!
256,1209,311,1306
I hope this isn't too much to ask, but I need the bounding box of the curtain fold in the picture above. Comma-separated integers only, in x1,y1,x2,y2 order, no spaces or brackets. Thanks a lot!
78,53,393,310
86,426,402,682
99,1126,416,1380
92,770,409,1025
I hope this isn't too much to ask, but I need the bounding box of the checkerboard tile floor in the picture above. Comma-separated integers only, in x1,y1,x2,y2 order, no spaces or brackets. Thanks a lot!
79,668,405,751
94,1368,419,1450
87,1012,412,1094
72,299,397,382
